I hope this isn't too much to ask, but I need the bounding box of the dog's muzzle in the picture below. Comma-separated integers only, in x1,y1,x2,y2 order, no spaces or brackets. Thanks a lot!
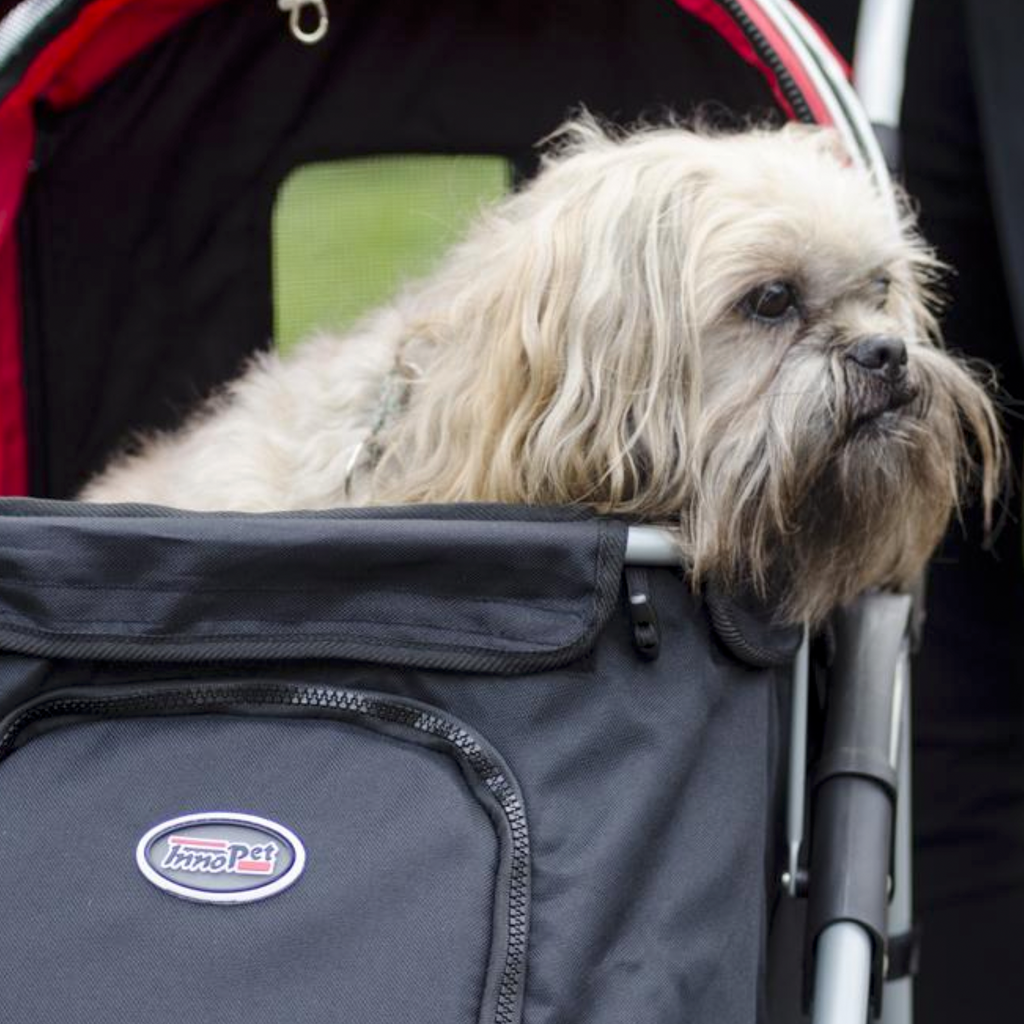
844,336,919,427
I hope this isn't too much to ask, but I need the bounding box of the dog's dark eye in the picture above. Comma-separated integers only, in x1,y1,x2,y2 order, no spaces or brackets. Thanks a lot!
744,281,799,323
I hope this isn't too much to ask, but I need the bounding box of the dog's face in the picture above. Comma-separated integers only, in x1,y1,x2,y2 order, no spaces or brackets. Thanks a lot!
695,130,927,426
376,121,1003,624
674,126,1003,622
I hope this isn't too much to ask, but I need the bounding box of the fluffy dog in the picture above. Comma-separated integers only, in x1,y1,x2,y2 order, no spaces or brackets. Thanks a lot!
82,120,1003,625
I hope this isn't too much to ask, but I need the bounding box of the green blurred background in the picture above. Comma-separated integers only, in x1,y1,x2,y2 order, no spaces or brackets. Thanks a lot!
272,154,511,351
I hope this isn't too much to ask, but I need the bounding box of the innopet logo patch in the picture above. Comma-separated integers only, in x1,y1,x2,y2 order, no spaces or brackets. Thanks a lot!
136,813,306,905
161,834,280,876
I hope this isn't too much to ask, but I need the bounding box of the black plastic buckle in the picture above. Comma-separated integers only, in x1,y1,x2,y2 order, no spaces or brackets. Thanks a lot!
625,567,660,661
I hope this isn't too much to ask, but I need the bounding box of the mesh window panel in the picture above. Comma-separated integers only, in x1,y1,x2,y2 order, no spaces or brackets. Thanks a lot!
272,155,511,350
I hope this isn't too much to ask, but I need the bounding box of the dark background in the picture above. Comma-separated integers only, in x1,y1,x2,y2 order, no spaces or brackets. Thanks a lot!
803,2,1024,1020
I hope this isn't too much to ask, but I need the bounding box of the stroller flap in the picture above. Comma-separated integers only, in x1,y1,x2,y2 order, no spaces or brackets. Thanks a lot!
0,500,627,672
0,502,789,1024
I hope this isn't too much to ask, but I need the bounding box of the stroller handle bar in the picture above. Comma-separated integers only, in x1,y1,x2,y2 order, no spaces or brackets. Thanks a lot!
623,526,680,566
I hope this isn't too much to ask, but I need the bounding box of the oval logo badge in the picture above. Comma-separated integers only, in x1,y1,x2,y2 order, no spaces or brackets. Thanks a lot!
136,813,306,905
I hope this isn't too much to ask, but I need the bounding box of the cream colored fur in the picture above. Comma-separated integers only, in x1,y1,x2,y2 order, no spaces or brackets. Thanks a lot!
83,119,1003,624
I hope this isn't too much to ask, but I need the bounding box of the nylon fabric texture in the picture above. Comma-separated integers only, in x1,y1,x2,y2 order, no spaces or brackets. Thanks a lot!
0,505,791,1024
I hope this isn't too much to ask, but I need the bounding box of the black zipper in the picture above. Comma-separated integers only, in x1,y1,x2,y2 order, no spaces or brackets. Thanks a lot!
0,681,529,1024
717,0,815,123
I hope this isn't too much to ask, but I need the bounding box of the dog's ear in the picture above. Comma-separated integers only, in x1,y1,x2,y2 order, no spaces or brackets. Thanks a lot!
374,125,714,510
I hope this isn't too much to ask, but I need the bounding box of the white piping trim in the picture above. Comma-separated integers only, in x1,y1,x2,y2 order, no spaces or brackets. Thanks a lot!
759,0,898,223
624,527,680,566
0,0,67,70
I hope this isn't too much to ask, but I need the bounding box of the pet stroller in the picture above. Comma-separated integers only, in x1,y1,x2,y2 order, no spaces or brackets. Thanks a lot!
0,2,917,1022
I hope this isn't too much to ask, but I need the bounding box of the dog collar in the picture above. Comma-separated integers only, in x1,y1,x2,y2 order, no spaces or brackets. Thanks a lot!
343,350,419,497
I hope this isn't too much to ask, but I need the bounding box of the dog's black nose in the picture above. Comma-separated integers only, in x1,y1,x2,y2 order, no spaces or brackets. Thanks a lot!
846,336,908,378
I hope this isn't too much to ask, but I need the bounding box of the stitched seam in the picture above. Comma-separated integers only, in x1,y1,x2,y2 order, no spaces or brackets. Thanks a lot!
0,601,582,642
0,575,584,616
0,613,573,652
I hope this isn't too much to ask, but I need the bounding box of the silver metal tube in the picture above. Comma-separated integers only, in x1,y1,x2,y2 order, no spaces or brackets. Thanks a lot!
853,0,915,129
784,625,810,895
624,526,680,566
882,647,914,1024
813,922,874,1024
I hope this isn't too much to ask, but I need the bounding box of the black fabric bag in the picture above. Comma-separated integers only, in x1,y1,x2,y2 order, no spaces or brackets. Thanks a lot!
0,501,796,1024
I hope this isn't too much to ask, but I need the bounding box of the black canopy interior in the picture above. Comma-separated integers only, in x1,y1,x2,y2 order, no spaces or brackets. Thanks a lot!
18,0,779,497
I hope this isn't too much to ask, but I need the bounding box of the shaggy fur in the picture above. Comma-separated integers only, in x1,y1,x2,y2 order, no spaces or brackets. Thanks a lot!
82,119,1004,625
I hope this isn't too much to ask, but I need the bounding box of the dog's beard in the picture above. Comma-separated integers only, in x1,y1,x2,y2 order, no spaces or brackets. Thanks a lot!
686,342,1001,624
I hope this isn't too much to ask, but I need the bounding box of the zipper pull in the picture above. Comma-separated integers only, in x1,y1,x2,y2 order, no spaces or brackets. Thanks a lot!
277,0,329,45
625,568,661,661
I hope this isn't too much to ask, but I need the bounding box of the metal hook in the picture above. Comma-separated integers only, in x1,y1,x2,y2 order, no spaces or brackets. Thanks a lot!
277,0,328,46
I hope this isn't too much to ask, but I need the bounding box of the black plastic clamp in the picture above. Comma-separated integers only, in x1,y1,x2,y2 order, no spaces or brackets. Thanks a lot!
624,567,660,661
